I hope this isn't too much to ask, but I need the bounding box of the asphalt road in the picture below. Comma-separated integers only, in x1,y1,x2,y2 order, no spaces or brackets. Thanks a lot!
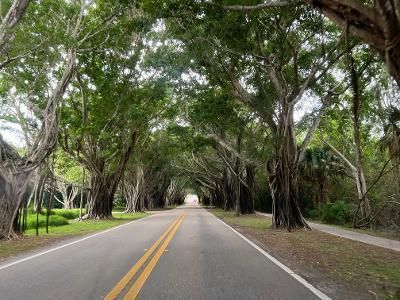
0,203,324,299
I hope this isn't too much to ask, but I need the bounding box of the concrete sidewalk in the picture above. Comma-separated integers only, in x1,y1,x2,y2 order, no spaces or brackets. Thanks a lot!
255,211,400,252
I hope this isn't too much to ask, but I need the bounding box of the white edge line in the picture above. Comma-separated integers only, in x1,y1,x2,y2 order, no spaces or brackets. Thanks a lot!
213,214,332,300
0,213,156,271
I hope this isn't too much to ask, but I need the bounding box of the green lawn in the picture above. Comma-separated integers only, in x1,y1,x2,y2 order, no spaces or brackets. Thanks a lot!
24,212,147,236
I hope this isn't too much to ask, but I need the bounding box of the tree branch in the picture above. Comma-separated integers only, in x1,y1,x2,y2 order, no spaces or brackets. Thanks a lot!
0,0,30,56
211,0,302,10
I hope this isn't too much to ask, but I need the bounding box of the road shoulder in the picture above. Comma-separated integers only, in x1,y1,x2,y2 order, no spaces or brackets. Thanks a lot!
208,208,400,300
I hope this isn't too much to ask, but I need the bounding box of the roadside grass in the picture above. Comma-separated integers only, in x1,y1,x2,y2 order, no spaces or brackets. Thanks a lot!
24,212,147,236
212,209,271,230
0,236,60,263
209,208,400,300
24,209,81,230
0,212,147,262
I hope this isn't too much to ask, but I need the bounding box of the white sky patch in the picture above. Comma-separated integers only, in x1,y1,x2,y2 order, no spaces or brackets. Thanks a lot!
294,91,322,123
0,123,25,147
181,70,208,85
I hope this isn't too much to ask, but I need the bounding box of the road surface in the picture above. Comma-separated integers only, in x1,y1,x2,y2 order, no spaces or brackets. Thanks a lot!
0,203,325,299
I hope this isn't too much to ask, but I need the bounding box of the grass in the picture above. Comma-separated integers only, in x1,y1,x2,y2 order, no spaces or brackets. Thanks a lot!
24,212,147,236
212,209,271,230
51,209,81,220
24,209,82,231
0,211,147,262
26,214,69,229
209,208,400,300
0,236,60,263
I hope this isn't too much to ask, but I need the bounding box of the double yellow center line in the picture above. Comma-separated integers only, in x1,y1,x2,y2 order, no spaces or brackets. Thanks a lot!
104,214,185,300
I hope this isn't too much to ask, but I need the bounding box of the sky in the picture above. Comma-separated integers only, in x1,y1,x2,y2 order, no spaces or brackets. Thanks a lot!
0,121,25,147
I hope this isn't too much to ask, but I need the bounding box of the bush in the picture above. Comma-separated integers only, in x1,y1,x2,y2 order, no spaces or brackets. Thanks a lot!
308,208,320,219
27,208,56,215
48,215,69,226
52,209,80,220
26,214,69,229
320,201,353,225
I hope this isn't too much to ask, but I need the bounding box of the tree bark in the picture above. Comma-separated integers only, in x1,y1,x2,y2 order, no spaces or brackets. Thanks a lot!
31,163,49,212
84,131,137,219
234,158,241,216
86,175,115,219
56,182,79,209
267,105,309,230
0,147,31,239
348,42,371,227
240,164,256,214
124,166,145,213
0,0,30,57
222,168,235,211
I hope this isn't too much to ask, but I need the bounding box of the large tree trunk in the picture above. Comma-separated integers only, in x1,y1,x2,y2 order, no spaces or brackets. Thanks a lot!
32,163,48,212
124,167,144,213
348,44,371,227
240,164,255,214
85,131,137,219
86,175,116,219
0,159,31,239
124,183,139,213
268,107,309,230
353,168,371,226
222,168,235,211
56,182,78,209
234,157,241,216
393,157,400,196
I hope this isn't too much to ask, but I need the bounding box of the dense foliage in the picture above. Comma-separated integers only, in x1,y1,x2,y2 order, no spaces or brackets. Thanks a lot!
0,0,399,238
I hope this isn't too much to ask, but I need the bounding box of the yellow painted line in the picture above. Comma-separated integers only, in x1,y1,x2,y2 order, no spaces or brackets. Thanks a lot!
123,214,186,300
104,215,184,300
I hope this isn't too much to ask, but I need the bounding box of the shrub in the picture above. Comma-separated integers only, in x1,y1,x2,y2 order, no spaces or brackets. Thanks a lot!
320,201,353,225
26,215,69,229
52,209,80,220
308,208,320,219
27,208,56,215
48,215,69,226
